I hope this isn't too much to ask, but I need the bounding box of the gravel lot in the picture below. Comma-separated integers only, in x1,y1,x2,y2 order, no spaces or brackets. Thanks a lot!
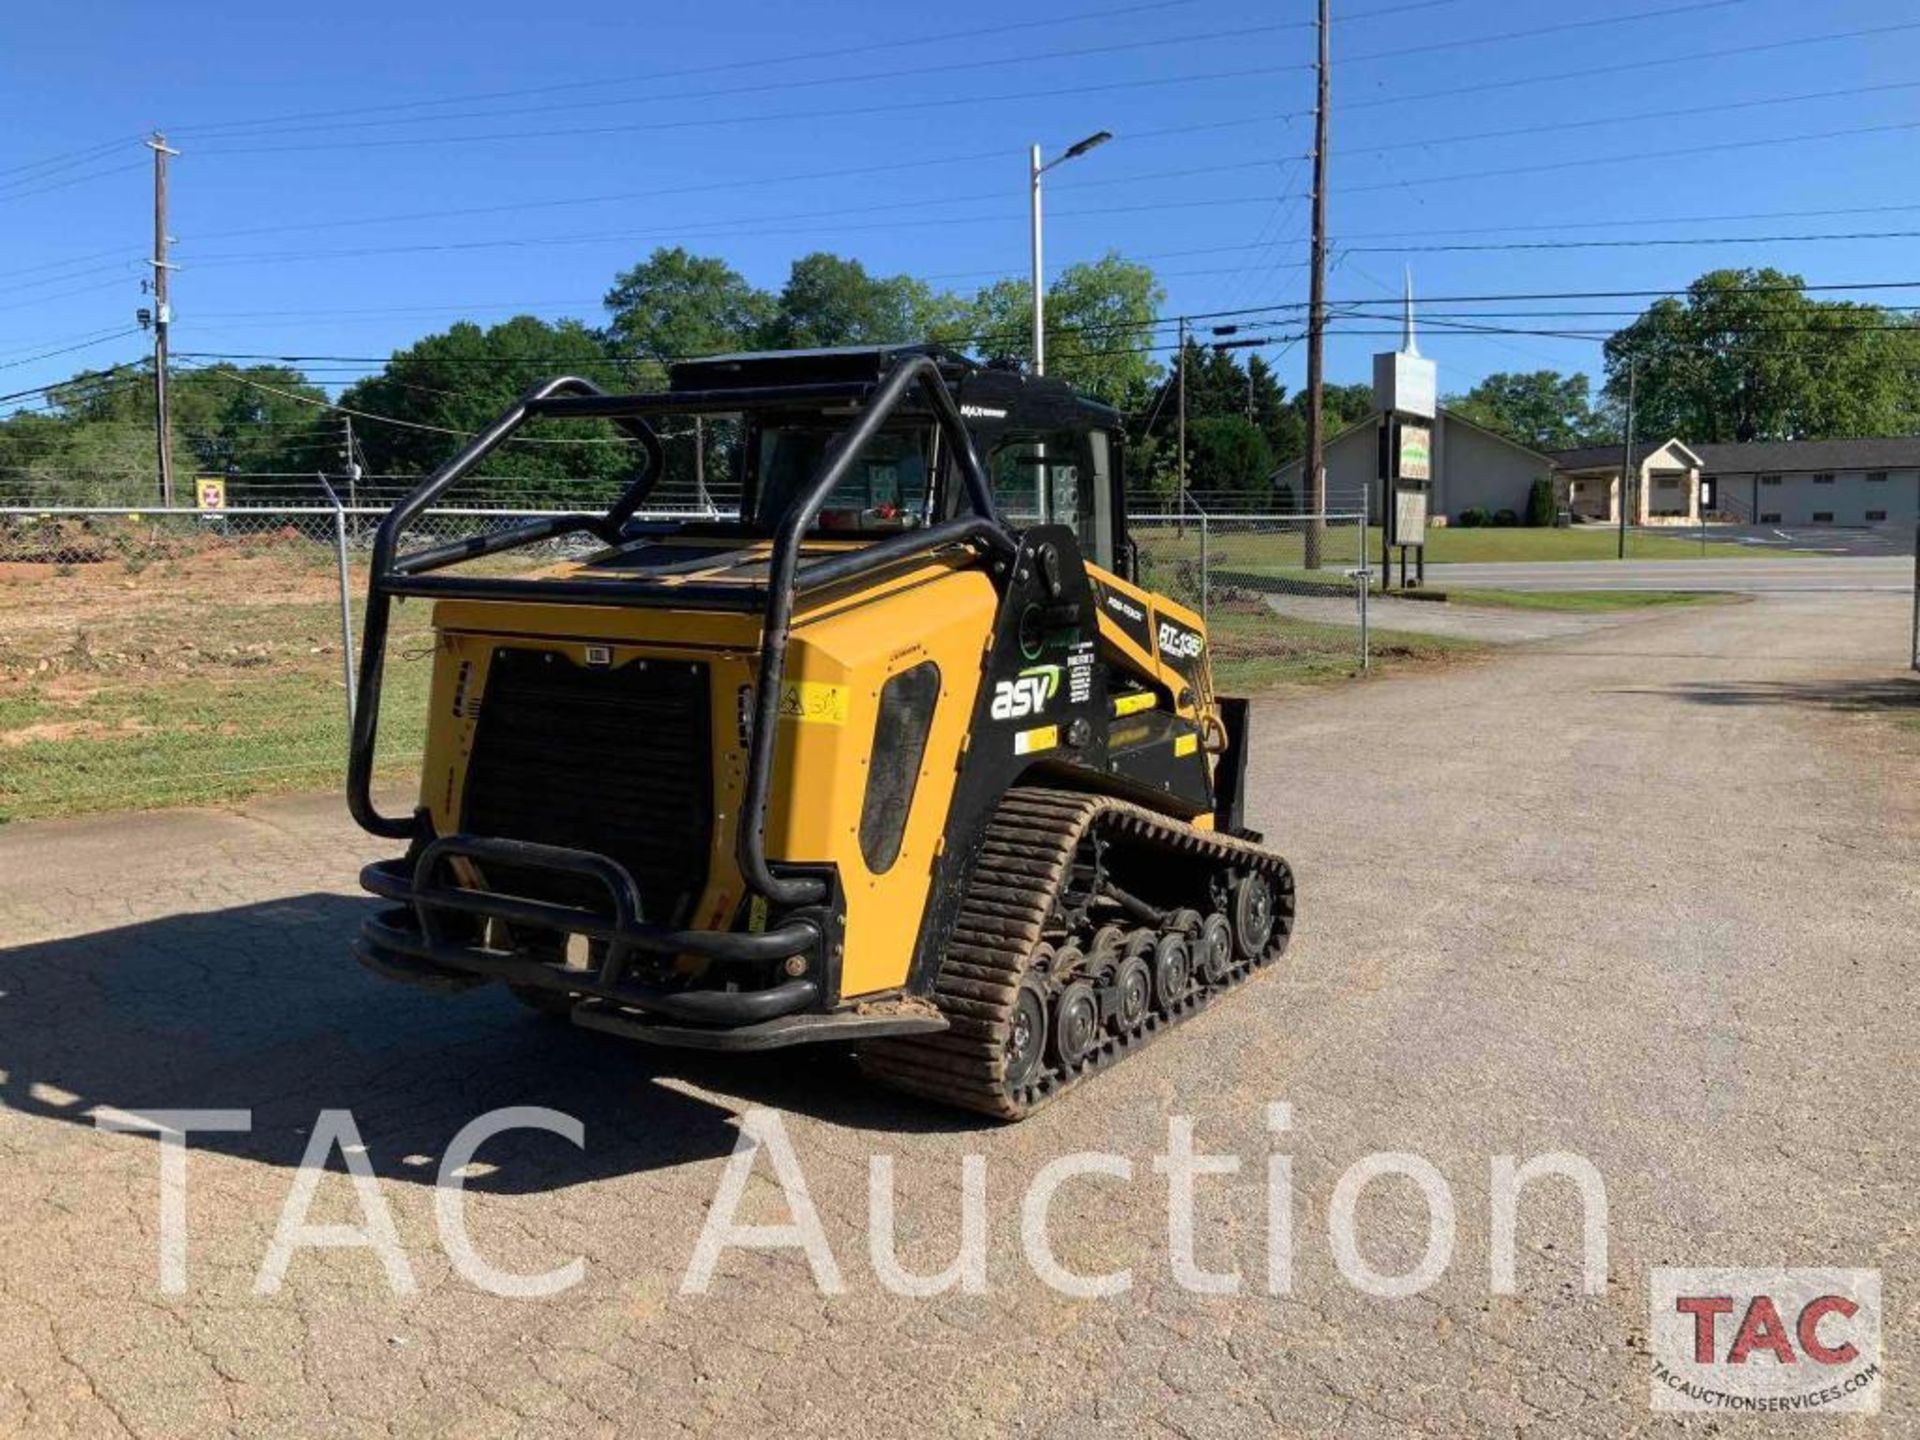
0,590,1914,1438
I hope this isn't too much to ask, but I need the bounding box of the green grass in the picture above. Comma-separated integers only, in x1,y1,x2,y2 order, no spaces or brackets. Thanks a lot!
1442,589,1732,613
1205,603,1477,692
0,599,435,824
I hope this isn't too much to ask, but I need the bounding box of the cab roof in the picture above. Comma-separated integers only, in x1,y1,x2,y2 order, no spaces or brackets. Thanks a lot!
668,343,976,391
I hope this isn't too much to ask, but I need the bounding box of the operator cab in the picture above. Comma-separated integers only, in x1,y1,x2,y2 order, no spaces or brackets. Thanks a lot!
667,343,1129,573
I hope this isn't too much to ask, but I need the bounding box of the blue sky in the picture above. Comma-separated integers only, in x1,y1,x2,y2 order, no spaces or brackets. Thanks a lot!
2,0,1916,409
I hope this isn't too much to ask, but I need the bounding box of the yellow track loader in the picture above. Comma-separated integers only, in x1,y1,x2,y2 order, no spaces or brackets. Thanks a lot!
348,345,1293,1118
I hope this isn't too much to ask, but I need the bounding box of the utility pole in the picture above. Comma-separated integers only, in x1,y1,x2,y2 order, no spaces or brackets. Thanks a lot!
147,132,179,507
1617,359,1637,561
1302,0,1331,569
1177,315,1189,533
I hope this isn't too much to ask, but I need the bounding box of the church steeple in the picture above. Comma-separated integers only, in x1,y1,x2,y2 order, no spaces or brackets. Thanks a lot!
1401,267,1419,357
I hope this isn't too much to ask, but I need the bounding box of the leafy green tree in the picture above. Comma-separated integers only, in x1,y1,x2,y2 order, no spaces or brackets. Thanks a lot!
1446,370,1600,451
339,316,633,501
967,253,1167,409
1604,268,1920,442
602,247,774,380
1247,354,1299,463
762,253,965,349
0,362,336,502
1186,415,1274,497
1290,382,1374,434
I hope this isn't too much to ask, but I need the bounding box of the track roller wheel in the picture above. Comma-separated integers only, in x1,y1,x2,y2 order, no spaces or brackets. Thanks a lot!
1004,979,1050,1092
1198,913,1234,984
1113,955,1152,1032
1232,873,1277,959
1152,931,1193,1010
1052,980,1099,1068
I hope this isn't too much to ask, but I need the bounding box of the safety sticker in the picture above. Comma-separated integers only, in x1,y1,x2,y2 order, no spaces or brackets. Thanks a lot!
1014,724,1059,756
1174,732,1199,757
779,681,850,726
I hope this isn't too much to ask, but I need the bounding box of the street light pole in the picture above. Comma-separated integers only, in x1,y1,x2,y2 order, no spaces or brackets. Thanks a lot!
1617,359,1637,561
1028,130,1112,375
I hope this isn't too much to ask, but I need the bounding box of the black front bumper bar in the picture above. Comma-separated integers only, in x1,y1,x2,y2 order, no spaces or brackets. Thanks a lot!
357,833,823,1026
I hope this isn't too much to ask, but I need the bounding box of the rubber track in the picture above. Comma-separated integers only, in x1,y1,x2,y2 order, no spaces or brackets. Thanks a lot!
860,787,1295,1119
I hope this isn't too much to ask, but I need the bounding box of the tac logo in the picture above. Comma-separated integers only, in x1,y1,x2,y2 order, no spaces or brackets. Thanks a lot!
1157,621,1203,661
1649,1268,1882,1414
990,664,1061,721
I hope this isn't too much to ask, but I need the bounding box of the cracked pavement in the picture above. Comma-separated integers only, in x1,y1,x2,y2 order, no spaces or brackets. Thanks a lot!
0,590,1915,1437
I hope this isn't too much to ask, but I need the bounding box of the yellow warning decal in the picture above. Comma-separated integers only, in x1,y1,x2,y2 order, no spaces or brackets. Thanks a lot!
1014,724,1059,756
1174,732,1199,757
778,680,849,726
1112,690,1156,717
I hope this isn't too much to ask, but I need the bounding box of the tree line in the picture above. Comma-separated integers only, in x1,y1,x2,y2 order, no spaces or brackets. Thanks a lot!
4,260,1916,508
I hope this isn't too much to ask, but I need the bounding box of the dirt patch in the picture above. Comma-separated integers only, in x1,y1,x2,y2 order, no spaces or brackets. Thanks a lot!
0,716,154,748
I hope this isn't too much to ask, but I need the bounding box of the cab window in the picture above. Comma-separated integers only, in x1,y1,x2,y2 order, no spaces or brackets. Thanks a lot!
753,424,933,532
990,431,1115,568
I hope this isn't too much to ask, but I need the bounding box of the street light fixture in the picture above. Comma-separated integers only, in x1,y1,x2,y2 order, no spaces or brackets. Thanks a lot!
1029,130,1112,375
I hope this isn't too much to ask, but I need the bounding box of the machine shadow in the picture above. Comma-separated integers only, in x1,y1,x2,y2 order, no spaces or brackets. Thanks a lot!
0,892,985,1195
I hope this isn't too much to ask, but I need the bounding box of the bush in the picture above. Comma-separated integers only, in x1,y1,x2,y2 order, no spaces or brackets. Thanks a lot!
1492,508,1520,528
1456,508,1487,528
1526,477,1555,527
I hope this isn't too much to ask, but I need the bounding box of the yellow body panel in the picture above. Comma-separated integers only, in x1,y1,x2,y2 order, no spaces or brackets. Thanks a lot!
414,552,997,999
1085,561,1218,723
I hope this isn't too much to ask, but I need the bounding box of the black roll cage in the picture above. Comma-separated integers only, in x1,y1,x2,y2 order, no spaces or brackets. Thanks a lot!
347,354,1018,914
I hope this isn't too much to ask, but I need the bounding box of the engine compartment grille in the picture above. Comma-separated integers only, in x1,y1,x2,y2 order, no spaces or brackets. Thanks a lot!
460,648,713,928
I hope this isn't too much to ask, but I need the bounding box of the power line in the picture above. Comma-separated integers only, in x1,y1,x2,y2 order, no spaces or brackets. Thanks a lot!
0,135,137,183
190,23,1303,145
0,276,137,315
193,63,1300,156
1342,18,1920,116
1341,79,1920,160
174,0,1222,137
187,155,1284,245
1334,201,1920,243
189,0,1754,152
1339,120,1920,196
1343,228,1920,256
184,191,1299,268
0,159,147,204
0,329,144,373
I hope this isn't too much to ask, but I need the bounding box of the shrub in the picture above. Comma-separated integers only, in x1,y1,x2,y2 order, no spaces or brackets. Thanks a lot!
1456,508,1487,528
1526,477,1555,527
1492,508,1520,527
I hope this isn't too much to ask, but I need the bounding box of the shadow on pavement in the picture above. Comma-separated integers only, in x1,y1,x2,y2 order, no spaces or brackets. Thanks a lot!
1611,675,1920,714
0,893,985,1194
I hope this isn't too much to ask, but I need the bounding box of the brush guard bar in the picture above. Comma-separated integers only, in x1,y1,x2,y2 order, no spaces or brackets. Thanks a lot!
346,357,1015,925
358,835,827,1023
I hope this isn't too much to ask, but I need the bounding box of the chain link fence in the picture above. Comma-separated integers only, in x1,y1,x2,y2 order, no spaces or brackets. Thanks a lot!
1130,508,1373,675
0,504,620,821
2,500,1378,822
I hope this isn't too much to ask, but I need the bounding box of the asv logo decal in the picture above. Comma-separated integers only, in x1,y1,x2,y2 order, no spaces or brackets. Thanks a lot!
1158,622,1203,661
990,665,1061,720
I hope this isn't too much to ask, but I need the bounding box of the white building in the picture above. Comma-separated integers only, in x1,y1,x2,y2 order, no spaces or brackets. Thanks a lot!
1692,439,1920,526
1543,439,1703,526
